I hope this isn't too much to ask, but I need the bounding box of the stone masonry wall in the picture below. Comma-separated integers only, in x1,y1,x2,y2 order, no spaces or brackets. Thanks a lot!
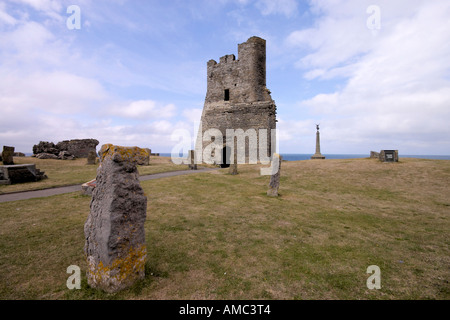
198,36,277,163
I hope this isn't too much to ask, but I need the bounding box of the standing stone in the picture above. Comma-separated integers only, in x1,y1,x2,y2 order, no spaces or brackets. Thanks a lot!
84,144,147,293
267,154,281,197
87,150,97,165
188,150,197,170
370,151,380,159
229,148,238,175
2,146,15,165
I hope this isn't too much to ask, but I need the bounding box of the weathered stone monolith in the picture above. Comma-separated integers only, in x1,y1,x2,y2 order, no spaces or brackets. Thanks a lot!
229,148,238,175
2,146,15,165
86,150,97,164
84,144,147,293
188,150,197,170
267,154,281,197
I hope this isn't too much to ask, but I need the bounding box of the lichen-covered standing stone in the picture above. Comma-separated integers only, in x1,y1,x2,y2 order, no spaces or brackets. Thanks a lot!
84,144,147,293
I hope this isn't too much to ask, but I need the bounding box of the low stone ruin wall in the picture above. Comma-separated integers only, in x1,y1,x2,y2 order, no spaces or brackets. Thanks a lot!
33,139,99,159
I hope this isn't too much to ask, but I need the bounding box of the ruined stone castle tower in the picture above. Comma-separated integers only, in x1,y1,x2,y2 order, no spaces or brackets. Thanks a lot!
197,36,277,166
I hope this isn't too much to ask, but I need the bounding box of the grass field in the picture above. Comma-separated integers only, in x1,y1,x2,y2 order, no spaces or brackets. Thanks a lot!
0,156,188,194
0,157,448,299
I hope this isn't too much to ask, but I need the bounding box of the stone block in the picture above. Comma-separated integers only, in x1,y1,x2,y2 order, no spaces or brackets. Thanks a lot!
0,164,47,184
13,152,25,157
57,139,99,158
36,153,58,159
58,151,75,160
370,151,380,159
2,146,14,165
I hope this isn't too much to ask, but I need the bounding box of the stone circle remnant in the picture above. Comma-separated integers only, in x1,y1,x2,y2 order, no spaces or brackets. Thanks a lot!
84,144,147,293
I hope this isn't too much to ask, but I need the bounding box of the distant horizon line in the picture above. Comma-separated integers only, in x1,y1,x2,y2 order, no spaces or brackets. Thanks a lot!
18,152,450,157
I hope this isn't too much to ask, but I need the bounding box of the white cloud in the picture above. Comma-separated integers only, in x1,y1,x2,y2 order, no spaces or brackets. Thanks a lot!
0,2,18,25
109,100,176,120
9,0,64,22
255,0,298,17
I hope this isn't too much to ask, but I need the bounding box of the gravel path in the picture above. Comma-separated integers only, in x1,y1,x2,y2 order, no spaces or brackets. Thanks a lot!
0,167,218,203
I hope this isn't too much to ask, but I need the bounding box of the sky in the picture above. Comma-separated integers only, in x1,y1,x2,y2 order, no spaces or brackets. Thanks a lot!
0,0,449,155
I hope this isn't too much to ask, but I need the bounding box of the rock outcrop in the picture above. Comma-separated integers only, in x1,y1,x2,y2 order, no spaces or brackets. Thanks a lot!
35,153,58,159
56,139,99,158
33,139,99,159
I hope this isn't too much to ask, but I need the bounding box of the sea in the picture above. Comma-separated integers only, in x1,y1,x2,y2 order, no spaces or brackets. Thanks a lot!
158,153,450,161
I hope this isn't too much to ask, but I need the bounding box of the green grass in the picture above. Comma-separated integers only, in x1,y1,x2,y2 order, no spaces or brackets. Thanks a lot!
0,156,190,194
0,158,449,299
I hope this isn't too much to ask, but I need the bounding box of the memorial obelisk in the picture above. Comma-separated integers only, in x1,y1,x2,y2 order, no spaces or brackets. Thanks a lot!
311,124,325,159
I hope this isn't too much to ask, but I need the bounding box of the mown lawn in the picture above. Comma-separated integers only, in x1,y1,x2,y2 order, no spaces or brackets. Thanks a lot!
0,158,448,299
0,156,187,194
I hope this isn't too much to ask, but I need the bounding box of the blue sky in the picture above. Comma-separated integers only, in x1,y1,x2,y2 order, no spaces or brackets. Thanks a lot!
1,0,449,155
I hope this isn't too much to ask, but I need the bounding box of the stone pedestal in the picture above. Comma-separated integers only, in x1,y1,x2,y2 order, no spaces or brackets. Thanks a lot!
311,128,325,160
84,144,147,293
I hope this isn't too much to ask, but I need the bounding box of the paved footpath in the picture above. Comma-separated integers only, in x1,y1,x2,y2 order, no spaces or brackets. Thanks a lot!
0,167,218,203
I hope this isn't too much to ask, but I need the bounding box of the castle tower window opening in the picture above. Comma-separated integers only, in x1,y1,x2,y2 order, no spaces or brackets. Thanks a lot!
224,89,230,101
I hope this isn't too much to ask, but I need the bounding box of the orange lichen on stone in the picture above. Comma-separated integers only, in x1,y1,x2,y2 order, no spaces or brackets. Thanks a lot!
86,244,147,293
99,144,150,164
